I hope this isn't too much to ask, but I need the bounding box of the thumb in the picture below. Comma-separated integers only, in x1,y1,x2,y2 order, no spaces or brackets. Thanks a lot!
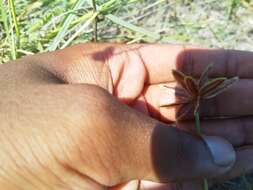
112,102,236,183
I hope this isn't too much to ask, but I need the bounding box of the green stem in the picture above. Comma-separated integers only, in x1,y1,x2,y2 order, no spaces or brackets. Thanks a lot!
203,178,208,190
92,0,97,42
8,0,20,48
194,112,201,135
9,18,16,59
194,112,209,190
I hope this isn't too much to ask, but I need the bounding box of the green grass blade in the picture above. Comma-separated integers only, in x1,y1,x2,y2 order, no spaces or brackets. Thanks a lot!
9,17,16,59
92,0,97,42
194,112,201,134
203,178,209,190
17,49,34,56
195,112,208,190
0,0,9,35
61,12,98,49
226,0,240,20
48,0,86,51
106,14,160,40
8,0,20,47
1,0,11,61
2,0,16,60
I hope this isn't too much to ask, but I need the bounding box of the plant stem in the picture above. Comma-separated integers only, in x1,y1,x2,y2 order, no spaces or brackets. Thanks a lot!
203,178,208,190
8,0,20,49
194,111,201,134
9,18,17,59
194,111,209,190
92,0,97,42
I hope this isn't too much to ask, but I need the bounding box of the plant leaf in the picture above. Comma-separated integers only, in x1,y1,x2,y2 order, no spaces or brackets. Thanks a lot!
198,63,213,88
200,77,227,96
175,88,191,100
164,85,190,99
203,76,239,99
184,76,198,96
106,14,160,40
176,103,193,121
172,69,187,89
194,99,200,114
160,100,190,107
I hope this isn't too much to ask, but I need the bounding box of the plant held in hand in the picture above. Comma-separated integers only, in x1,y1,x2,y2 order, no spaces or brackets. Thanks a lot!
162,63,239,122
161,63,239,190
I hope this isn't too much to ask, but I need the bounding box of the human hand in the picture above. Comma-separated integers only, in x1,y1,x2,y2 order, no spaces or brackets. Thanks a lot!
0,43,252,189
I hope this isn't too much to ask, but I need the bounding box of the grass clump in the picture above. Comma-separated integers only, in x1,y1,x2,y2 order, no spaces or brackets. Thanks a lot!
1,0,253,64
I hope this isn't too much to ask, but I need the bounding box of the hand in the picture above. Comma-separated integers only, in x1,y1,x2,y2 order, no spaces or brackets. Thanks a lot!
0,43,252,190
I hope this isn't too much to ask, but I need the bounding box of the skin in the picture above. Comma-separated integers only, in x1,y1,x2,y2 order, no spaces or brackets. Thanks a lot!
0,43,253,190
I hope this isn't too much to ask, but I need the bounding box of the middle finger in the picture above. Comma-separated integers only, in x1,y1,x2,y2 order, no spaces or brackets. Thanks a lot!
143,80,253,121
178,117,253,147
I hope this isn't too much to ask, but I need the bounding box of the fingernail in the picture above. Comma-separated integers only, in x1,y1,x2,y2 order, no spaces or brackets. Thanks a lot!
202,135,236,167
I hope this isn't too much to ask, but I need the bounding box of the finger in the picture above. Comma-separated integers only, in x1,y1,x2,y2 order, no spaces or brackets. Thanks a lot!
143,79,253,121
19,43,253,85
109,180,140,190
20,43,146,102
14,43,253,106
213,146,253,183
139,180,204,190
112,180,204,190
199,79,253,118
139,180,173,190
143,82,178,121
178,118,253,147
130,95,149,115
138,44,253,83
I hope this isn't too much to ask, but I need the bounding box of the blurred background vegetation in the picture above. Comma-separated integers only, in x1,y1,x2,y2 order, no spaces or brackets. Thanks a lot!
1,0,253,64
0,0,253,189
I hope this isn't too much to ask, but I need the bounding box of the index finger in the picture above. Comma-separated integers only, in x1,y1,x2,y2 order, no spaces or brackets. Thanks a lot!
137,44,253,84
26,43,253,85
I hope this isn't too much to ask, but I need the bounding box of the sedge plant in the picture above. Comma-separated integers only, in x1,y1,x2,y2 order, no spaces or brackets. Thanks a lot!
162,63,239,190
